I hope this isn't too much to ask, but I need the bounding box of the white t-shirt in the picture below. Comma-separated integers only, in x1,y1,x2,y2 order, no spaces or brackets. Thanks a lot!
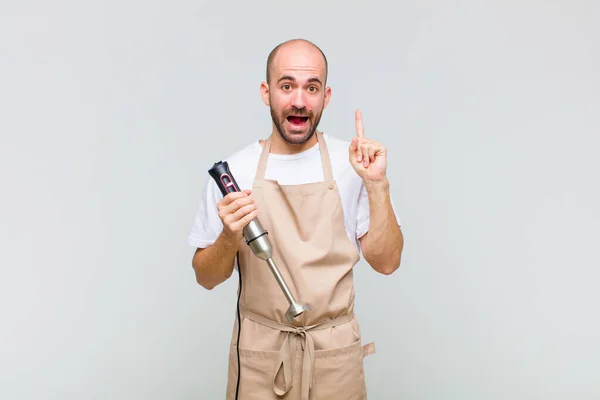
187,133,401,252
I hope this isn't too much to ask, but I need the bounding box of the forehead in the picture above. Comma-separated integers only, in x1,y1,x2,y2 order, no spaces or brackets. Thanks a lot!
271,44,326,82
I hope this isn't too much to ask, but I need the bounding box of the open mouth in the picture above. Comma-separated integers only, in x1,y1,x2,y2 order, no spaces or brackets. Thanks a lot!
286,115,309,126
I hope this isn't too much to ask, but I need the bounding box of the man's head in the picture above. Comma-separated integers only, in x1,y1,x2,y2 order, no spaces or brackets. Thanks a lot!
260,39,331,145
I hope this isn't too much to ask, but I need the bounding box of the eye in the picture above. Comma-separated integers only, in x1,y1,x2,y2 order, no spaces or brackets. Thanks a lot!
282,84,291,90
308,86,318,92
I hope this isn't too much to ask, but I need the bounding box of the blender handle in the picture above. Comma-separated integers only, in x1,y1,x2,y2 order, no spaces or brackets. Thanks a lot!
208,161,241,196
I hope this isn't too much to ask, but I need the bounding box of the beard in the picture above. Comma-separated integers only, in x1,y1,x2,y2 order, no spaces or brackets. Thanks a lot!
270,105,323,145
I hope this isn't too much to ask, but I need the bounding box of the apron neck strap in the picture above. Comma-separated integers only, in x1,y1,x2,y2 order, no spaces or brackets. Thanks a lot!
255,131,334,182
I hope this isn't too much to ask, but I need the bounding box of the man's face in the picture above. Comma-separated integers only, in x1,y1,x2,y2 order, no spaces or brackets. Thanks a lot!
261,45,331,145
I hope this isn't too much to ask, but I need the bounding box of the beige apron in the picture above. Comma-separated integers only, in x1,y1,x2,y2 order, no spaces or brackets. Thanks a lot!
226,131,375,400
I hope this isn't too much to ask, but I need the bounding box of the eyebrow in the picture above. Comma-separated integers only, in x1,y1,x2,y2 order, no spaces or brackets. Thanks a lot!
277,75,323,85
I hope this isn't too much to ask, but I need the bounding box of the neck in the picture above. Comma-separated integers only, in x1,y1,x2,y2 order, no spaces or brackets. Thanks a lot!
267,128,319,155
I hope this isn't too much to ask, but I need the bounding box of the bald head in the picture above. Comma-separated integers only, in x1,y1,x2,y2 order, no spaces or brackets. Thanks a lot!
266,39,328,85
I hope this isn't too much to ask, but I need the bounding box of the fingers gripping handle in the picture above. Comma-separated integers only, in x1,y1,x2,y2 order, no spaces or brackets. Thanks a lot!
209,160,262,246
209,160,264,248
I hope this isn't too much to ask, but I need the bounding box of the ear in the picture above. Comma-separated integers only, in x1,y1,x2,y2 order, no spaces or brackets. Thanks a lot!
323,86,332,109
260,81,270,106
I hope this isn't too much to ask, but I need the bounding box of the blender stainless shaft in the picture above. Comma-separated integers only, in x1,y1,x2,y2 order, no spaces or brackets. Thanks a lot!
243,218,310,321
209,161,311,322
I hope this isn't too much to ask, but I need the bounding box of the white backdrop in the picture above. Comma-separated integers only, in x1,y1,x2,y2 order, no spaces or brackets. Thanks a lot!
2,1,599,399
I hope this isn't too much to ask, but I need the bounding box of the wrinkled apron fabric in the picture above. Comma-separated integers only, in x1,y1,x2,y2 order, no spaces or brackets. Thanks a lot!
226,131,375,400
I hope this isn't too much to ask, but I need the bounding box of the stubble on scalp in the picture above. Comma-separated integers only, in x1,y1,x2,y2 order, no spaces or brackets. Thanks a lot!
265,38,328,85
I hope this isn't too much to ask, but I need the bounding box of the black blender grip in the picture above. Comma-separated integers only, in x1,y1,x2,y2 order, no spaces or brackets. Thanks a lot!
208,161,242,196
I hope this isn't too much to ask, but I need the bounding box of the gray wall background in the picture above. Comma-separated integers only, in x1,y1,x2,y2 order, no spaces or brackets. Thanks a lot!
2,0,599,399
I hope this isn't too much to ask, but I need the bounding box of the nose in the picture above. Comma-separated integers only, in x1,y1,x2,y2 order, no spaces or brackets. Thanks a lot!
291,89,306,109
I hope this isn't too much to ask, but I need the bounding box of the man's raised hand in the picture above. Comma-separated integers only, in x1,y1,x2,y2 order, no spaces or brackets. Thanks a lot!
349,109,388,184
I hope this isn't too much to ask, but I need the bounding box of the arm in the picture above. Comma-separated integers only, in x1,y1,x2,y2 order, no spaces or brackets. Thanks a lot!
192,231,240,290
190,189,258,290
359,179,404,275
349,109,403,275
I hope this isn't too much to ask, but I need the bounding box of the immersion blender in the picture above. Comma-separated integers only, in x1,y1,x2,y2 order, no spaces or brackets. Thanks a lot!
208,161,311,322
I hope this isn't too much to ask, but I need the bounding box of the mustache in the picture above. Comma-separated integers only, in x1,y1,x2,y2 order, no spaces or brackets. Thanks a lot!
285,108,312,117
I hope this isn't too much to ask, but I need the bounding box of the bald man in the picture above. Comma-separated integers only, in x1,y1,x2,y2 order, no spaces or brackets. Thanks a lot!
188,38,403,400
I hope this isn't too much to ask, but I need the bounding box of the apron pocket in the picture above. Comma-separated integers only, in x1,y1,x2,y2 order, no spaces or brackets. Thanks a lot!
227,344,294,400
312,339,367,400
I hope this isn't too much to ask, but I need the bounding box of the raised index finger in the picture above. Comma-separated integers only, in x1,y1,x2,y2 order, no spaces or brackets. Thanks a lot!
355,109,365,138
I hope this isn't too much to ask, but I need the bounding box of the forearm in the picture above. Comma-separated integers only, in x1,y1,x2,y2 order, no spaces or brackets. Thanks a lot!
192,232,240,290
362,179,403,275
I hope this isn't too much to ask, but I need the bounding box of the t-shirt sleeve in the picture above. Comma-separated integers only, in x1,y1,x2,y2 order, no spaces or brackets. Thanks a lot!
187,175,224,248
356,183,402,240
